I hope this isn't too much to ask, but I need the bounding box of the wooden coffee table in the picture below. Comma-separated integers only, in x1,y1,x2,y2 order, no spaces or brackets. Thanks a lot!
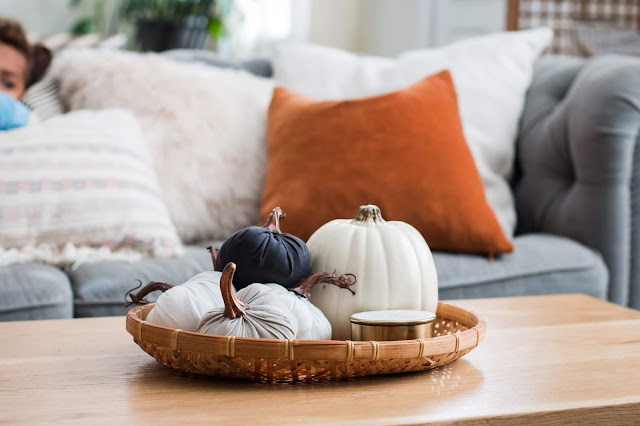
1,294,639,424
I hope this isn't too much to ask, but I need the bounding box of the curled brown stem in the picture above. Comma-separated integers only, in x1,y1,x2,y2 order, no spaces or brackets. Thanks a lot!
262,206,285,234
124,279,175,307
207,246,219,271
220,262,246,319
291,272,357,300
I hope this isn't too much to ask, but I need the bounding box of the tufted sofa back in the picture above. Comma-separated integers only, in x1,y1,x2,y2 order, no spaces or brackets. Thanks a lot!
515,55,640,308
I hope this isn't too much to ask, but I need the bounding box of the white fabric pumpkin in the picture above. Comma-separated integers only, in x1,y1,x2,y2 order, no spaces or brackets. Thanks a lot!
146,270,234,332
307,205,438,340
264,283,332,340
197,264,299,339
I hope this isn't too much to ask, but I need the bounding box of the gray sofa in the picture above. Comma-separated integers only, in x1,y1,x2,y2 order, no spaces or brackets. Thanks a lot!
3,53,639,321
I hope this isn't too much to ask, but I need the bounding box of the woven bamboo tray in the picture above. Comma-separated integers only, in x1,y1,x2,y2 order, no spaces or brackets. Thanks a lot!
126,301,486,382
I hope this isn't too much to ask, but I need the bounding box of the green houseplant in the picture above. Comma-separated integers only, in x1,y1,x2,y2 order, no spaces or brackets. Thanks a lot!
71,0,226,52
124,0,225,51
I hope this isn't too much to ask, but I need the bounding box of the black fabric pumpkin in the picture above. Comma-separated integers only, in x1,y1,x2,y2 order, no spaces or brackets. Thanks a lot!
215,207,310,290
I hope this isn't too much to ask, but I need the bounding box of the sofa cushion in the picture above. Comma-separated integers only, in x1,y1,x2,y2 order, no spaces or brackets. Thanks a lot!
70,244,219,317
0,263,72,321
70,234,607,318
437,234,608,300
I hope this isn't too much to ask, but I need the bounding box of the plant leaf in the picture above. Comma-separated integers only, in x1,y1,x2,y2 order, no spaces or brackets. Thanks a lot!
70,18,94,35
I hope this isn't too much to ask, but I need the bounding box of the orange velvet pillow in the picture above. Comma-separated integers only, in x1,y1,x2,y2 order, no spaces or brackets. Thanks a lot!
261,70,513,255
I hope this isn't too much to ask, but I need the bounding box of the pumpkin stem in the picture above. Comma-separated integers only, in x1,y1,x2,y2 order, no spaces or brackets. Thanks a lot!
291,272,357,301
207,246,219,271
352,205,386,225
262,206,285,234
220,262,246,319
124,279,175,307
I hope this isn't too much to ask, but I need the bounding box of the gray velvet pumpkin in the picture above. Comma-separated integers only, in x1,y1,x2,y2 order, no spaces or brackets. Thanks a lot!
196,263,299,339
196,262,357,340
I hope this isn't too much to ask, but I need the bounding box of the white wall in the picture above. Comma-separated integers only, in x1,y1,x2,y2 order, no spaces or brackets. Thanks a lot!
358,0,432,56
0,0,90,37
0,0,508,57
305,0,506,56
307,0,362,51
431,0,506,47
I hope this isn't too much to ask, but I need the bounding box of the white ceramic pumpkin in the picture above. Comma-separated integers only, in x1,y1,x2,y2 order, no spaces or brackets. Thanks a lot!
307,205,438,340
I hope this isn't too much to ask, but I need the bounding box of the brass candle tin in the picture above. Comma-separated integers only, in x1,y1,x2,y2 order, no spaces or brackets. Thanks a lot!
350,310,437,341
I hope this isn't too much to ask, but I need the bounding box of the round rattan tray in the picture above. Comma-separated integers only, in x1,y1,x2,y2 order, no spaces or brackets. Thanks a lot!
126,301,486,382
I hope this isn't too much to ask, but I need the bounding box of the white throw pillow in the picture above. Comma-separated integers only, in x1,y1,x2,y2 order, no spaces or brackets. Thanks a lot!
273,28,553,238
51,49,275,243
0,109,182,266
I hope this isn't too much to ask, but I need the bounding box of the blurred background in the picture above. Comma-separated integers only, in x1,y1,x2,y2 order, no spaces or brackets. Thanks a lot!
0,0,639,59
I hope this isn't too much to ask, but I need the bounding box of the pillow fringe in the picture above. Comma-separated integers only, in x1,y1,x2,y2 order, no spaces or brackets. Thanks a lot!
0,243,183,269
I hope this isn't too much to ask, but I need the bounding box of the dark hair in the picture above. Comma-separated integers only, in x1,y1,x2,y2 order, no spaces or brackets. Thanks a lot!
0,17,52,88
0,17,31,66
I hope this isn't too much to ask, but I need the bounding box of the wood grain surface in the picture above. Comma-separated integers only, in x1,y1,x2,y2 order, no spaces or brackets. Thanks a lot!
1,294,639,425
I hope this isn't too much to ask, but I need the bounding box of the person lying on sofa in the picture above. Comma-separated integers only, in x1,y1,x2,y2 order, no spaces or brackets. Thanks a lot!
0,17,51,130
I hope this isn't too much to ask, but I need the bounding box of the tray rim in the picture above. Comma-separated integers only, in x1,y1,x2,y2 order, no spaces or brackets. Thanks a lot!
126,301,486,362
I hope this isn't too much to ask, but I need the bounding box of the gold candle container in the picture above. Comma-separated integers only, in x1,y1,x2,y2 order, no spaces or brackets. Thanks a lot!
350,310,437,341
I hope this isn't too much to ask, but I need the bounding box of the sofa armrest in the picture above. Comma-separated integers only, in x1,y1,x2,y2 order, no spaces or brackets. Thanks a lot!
515,55,640,308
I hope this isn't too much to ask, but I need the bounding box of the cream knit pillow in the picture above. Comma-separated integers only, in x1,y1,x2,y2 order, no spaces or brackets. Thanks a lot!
52,49,275,243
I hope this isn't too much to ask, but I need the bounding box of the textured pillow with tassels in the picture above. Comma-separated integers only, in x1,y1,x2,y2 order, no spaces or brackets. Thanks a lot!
0,109,182,266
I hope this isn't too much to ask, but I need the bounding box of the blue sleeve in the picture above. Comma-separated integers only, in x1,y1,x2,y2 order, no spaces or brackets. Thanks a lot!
0,92,31,131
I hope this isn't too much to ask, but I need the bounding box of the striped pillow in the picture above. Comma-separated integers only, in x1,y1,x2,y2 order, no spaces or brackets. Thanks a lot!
21,76,67,121
0,109,183,266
